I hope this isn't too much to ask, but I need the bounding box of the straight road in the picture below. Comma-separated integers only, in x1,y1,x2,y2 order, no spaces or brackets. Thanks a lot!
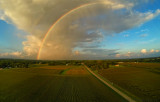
83,64,136,102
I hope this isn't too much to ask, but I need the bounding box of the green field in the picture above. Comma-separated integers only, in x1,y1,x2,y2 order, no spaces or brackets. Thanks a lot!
0,65,127,102
98,62,160,102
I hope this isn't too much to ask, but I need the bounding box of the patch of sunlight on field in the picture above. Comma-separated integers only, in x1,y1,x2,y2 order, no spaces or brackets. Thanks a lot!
65,66,89,75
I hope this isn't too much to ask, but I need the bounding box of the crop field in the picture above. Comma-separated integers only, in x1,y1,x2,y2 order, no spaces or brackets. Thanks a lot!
0,65,127,102
98,62,160,102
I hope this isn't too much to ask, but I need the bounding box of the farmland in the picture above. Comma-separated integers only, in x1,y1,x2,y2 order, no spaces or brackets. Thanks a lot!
98,62,160,102
0,64,127,102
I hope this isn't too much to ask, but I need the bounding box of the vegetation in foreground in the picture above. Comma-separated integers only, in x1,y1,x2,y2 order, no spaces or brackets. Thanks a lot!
98,62,160,102
0,65,126,102
0,57,160,102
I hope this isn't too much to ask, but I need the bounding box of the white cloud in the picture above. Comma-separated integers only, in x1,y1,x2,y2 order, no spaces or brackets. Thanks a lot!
0,0,160,59
10,52,22,56
0,51,22,58
141,49,147,54
23,35,41,57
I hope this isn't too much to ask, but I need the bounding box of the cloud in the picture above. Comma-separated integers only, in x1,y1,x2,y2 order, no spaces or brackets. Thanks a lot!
74,50,80,55
124,34,129,37
139,38,156,44
135,29,149,34
140,34,148,37
125,51,132,57
149,49,160,53
141,49,147,54
140,49,160,58
115,54,120,57
10,52,22,56
150,49,154,53
80,48,119,59
0,53,9,57
23,35,41,57
0,51,22,58
141,29,149,32
0,0,160,59
113,48,160,59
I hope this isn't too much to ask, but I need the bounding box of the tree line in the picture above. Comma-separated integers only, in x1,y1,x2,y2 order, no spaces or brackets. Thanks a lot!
84,60,117,70
0,57,159,69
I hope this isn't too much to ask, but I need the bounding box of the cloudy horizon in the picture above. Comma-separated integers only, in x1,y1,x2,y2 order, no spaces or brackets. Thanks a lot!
0,0,160,60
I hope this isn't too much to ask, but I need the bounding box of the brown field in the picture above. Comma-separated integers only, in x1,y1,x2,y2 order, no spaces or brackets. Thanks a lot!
38,65,70,70
119,62,160,73
0,65,127,102
65,66,89,75
30,64,69,69
98,62,160,102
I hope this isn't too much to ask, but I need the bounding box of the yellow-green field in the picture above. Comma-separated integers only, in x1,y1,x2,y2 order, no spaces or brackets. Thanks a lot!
0,65,127,102
98,62,160,102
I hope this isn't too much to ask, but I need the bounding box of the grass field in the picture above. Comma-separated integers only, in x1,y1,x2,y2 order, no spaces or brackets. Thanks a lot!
0,65,127,102
98,62,160,102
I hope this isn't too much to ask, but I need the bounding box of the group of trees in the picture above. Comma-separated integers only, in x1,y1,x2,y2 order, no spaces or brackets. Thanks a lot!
0,59,42,68
110,57,160,63
0,59,29,68
48,60,82,66
84,60,117,70
0,59,83,68
0,57,159,69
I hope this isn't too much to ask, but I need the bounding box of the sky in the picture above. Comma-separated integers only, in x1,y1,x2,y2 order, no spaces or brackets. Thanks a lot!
0,0,160,60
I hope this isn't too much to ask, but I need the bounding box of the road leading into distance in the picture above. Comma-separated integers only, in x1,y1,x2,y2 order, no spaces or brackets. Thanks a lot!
83,64,137,102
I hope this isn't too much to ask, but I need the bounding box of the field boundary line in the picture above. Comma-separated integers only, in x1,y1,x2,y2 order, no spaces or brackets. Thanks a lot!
82,63,137,102
59,67,72,75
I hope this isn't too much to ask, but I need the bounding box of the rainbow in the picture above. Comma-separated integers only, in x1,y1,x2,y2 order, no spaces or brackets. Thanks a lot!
37,2,108,60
